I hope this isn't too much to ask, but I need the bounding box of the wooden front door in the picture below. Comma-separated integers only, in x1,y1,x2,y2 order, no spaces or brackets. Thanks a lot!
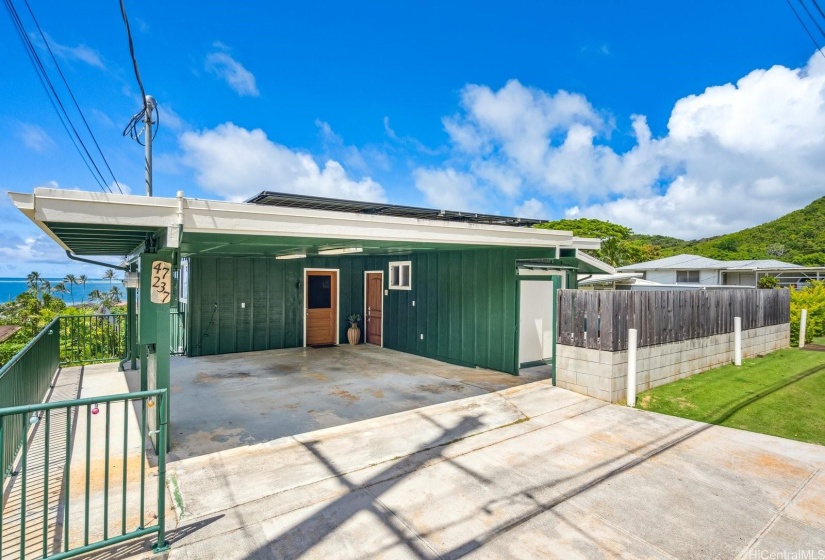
366,272,383,345
306,270,337,346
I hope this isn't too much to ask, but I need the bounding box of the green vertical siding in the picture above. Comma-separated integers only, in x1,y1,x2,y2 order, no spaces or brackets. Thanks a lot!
187,248,553,374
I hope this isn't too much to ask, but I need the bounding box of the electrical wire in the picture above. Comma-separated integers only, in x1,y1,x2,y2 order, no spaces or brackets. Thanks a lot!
119,0,146,111
119,0,159,148
21,0,123,194
813,0,825,21
786,0,825,59
798,0,825,42
2,0,112,193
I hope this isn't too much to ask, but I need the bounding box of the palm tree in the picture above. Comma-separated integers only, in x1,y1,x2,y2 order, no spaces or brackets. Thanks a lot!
64,274,77,305
54,281,68,303
26,271,41,293
88,289,103,304
40,279,52,295
78,275,88,305
108,286,122,305
103,269,115,288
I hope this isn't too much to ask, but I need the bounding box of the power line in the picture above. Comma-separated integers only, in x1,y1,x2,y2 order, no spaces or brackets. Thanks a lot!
119,0,158,150
798,0,825,43
813,0,825,22
785,0,825,59
2,0,112,193
21,0,123,194
119,0,146,110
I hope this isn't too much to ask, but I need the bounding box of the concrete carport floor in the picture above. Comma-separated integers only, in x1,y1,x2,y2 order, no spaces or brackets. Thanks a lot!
125,345,552,462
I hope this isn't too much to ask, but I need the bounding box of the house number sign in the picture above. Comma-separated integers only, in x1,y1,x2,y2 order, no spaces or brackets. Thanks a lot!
150,261,172,304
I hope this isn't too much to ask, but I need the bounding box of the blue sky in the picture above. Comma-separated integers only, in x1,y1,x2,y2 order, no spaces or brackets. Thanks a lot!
1,1,824,276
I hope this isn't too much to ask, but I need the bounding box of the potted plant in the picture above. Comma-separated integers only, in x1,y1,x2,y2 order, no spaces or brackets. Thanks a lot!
347,313,362,345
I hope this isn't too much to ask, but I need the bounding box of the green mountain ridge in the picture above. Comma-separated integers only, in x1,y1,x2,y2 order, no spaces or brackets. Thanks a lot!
537,196,825,267
633,196,825,266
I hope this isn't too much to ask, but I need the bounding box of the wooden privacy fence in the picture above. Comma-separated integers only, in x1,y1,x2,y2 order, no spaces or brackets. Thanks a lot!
557,289,791,351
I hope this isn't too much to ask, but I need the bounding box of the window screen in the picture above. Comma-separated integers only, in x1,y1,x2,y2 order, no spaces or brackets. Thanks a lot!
307,275,332,308
389,261,412,290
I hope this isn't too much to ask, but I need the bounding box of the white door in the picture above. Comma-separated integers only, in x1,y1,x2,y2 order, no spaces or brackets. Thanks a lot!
518,281,554,365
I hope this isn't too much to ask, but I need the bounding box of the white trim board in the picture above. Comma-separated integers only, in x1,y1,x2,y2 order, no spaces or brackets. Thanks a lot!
10,188,602,251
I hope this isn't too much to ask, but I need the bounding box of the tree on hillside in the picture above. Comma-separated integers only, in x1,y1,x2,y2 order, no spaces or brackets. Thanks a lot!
765,243,786,257
64,274,77,305
535,218,632,240
535,218,658,267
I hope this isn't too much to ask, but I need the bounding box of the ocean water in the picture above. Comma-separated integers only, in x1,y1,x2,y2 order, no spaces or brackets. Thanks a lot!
0,278,119,304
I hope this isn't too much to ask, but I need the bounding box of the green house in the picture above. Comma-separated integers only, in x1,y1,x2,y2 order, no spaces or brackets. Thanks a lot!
10,187,612,407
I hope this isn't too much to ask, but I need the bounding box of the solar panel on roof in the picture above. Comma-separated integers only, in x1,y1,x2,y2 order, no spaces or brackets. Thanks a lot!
245,191,542,227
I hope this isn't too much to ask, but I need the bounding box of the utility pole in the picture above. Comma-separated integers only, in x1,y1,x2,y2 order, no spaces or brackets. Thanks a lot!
144,95,156,196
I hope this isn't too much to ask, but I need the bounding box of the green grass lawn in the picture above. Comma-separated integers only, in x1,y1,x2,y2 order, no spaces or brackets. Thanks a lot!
637,348,825,446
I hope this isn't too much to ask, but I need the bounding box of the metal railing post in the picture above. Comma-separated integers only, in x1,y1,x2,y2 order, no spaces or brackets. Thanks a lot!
153,390,170,553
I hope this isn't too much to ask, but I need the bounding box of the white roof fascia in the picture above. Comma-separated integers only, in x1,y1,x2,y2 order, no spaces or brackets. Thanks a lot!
16,188,588,250
572,236,601,250
575,250,616,274
8,192,73,252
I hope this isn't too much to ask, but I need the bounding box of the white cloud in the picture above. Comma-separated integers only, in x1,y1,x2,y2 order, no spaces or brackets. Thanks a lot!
427,53,825,239
413,168,485,211
205,44,259,97
31,32,106,70
179,123,385,202
513,198,548,220
18,123,55,152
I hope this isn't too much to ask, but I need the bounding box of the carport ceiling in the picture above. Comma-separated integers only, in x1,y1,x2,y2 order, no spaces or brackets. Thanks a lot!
44,222,153,256
179,232,526,257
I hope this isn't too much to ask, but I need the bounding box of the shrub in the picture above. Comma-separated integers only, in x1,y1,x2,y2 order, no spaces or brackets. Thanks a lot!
790,281,825,345
757,276,778,289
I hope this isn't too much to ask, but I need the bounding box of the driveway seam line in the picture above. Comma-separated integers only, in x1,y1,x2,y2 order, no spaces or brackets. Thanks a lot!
734,467,821,560
364,487,444,560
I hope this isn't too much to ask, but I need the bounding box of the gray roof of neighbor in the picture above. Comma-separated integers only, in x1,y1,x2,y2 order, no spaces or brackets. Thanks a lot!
619,254,802,271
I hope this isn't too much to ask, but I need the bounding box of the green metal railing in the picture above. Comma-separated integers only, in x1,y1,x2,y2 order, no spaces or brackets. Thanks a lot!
170,308,185,356
0,390,169,559
0,317,60,477
59,314,127,366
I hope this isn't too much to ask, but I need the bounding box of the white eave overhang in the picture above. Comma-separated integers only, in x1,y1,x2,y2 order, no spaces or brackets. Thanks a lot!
10,188,603,252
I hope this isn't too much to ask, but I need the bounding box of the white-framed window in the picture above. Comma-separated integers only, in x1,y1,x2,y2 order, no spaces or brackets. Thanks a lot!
389,261,412,290
676,270,700,283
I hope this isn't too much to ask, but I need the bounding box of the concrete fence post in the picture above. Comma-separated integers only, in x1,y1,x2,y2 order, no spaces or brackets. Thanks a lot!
734,317,742,366
627,328,638,407
799,309,808,349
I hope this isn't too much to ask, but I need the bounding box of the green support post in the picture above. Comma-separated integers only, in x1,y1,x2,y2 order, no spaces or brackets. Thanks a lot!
138,250,174,453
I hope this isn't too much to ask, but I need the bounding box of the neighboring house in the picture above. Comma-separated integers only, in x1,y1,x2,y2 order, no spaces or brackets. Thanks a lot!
618,254,825,287
0,325,21,343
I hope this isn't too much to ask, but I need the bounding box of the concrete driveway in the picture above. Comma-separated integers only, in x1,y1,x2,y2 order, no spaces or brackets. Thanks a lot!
130,345,551,461
121,380,824,560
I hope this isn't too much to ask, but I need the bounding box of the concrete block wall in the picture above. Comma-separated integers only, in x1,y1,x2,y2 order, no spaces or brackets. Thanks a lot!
555,323,790,403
